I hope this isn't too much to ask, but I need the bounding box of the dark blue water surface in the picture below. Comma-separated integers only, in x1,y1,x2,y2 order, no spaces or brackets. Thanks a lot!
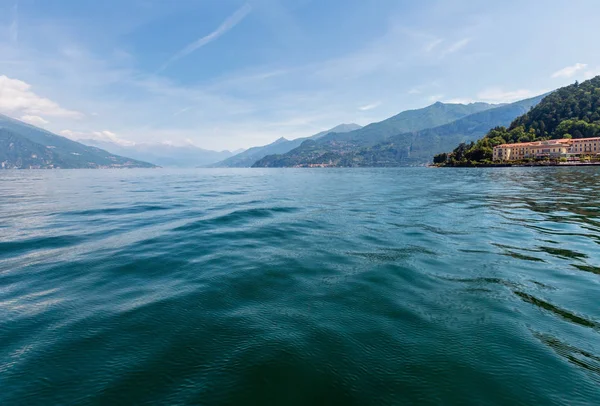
1,168,600,405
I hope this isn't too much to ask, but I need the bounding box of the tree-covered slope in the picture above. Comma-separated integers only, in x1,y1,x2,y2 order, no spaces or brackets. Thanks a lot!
436,76,600,166
510,76,600,139
0,129,63,169
0,115,156,169
211,123,362,167
253,97,541,167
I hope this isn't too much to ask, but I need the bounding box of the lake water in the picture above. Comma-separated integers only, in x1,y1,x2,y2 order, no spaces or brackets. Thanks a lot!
1,168,599,405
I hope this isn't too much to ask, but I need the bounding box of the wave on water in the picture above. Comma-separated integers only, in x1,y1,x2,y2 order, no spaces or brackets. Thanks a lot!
1,168,600,404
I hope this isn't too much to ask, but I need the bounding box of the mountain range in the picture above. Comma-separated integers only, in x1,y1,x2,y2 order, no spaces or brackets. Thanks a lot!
0,114,155,169
2,92,549,169
79,139,239,168
210,123,362,167
252,99,544,167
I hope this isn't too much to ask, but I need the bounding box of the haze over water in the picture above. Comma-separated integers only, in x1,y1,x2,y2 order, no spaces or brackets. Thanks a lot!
1,168,600,405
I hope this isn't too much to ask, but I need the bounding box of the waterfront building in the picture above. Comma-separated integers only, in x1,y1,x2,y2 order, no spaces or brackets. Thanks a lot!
493,137,600,161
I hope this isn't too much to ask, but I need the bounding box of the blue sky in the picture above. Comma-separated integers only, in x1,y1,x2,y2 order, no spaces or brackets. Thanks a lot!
1,0,599,150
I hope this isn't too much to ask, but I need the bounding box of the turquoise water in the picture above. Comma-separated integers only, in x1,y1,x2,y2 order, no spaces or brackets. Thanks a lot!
1,168,599,405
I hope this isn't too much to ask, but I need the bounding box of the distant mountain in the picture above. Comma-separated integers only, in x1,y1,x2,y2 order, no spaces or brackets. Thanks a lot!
0,114,155,169
318,102,497,147
79,139,234,168
253,97,543,167
252,102,498,168
210,123,362,168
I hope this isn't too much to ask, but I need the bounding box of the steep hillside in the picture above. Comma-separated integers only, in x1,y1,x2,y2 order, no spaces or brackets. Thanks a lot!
510,76,600,139
211,123,362,167
253,96,543,167
0,115,155,169
436,76,600,166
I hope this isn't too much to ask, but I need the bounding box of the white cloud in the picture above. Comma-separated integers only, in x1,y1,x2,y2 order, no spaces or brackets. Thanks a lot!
358,102,381,111
9,3,18,43
444,87,545,105
408,88,421,95
583,67,600,80
440,38,471,57
428,94,445,102
0,75,82,118
60,129,135,146
476,88,537,103
20,115,49,126
173,106,193,116
443,98,476,104
159,3,252,72
424,38,444,52
552,63,587,78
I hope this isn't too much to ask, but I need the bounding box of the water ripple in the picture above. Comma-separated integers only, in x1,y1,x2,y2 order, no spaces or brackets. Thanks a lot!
1,168,600,404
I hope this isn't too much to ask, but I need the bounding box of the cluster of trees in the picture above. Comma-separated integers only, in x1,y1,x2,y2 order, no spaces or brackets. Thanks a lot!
555,119,600,139
433,125,541,166
512,77,600,138
435,76,600,166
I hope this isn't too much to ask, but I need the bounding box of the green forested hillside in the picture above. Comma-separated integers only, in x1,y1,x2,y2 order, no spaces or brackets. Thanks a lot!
0,129,61,169
511,76,600,139
435,76,600,166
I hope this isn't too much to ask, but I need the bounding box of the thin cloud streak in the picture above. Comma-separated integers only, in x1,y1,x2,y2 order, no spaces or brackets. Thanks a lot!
9,2,19,44
552,63,587,78
358,102,381,111
440,38,471,57
424,38,443,52
158,3,252,72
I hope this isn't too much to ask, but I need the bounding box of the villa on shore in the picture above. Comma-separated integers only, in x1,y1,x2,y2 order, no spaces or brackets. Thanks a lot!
493,137,600,161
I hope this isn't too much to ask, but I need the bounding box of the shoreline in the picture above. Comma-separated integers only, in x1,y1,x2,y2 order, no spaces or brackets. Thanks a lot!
435,162,600,168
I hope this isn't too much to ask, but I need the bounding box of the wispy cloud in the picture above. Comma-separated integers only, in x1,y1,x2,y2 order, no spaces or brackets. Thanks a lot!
476,88,538,103
443,98,476,104
159,3,252,72
584,67,600,80
424,38,443,52
60,129,135,146
440,38,471,57
9,3,18,44
428,94,445,102
358,102,381,111
173,106,193,116
444,87,544,105
552,63,587,78
20,115,49,126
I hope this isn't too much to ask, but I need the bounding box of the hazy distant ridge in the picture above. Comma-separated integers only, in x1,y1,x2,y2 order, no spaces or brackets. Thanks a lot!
79,139,236,168
210,123,362,168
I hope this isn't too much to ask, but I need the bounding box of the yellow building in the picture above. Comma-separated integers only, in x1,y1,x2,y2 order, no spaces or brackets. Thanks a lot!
493,137,600,161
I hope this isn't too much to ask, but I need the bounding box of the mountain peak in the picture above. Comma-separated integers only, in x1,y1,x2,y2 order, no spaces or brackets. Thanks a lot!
273,137,289,144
